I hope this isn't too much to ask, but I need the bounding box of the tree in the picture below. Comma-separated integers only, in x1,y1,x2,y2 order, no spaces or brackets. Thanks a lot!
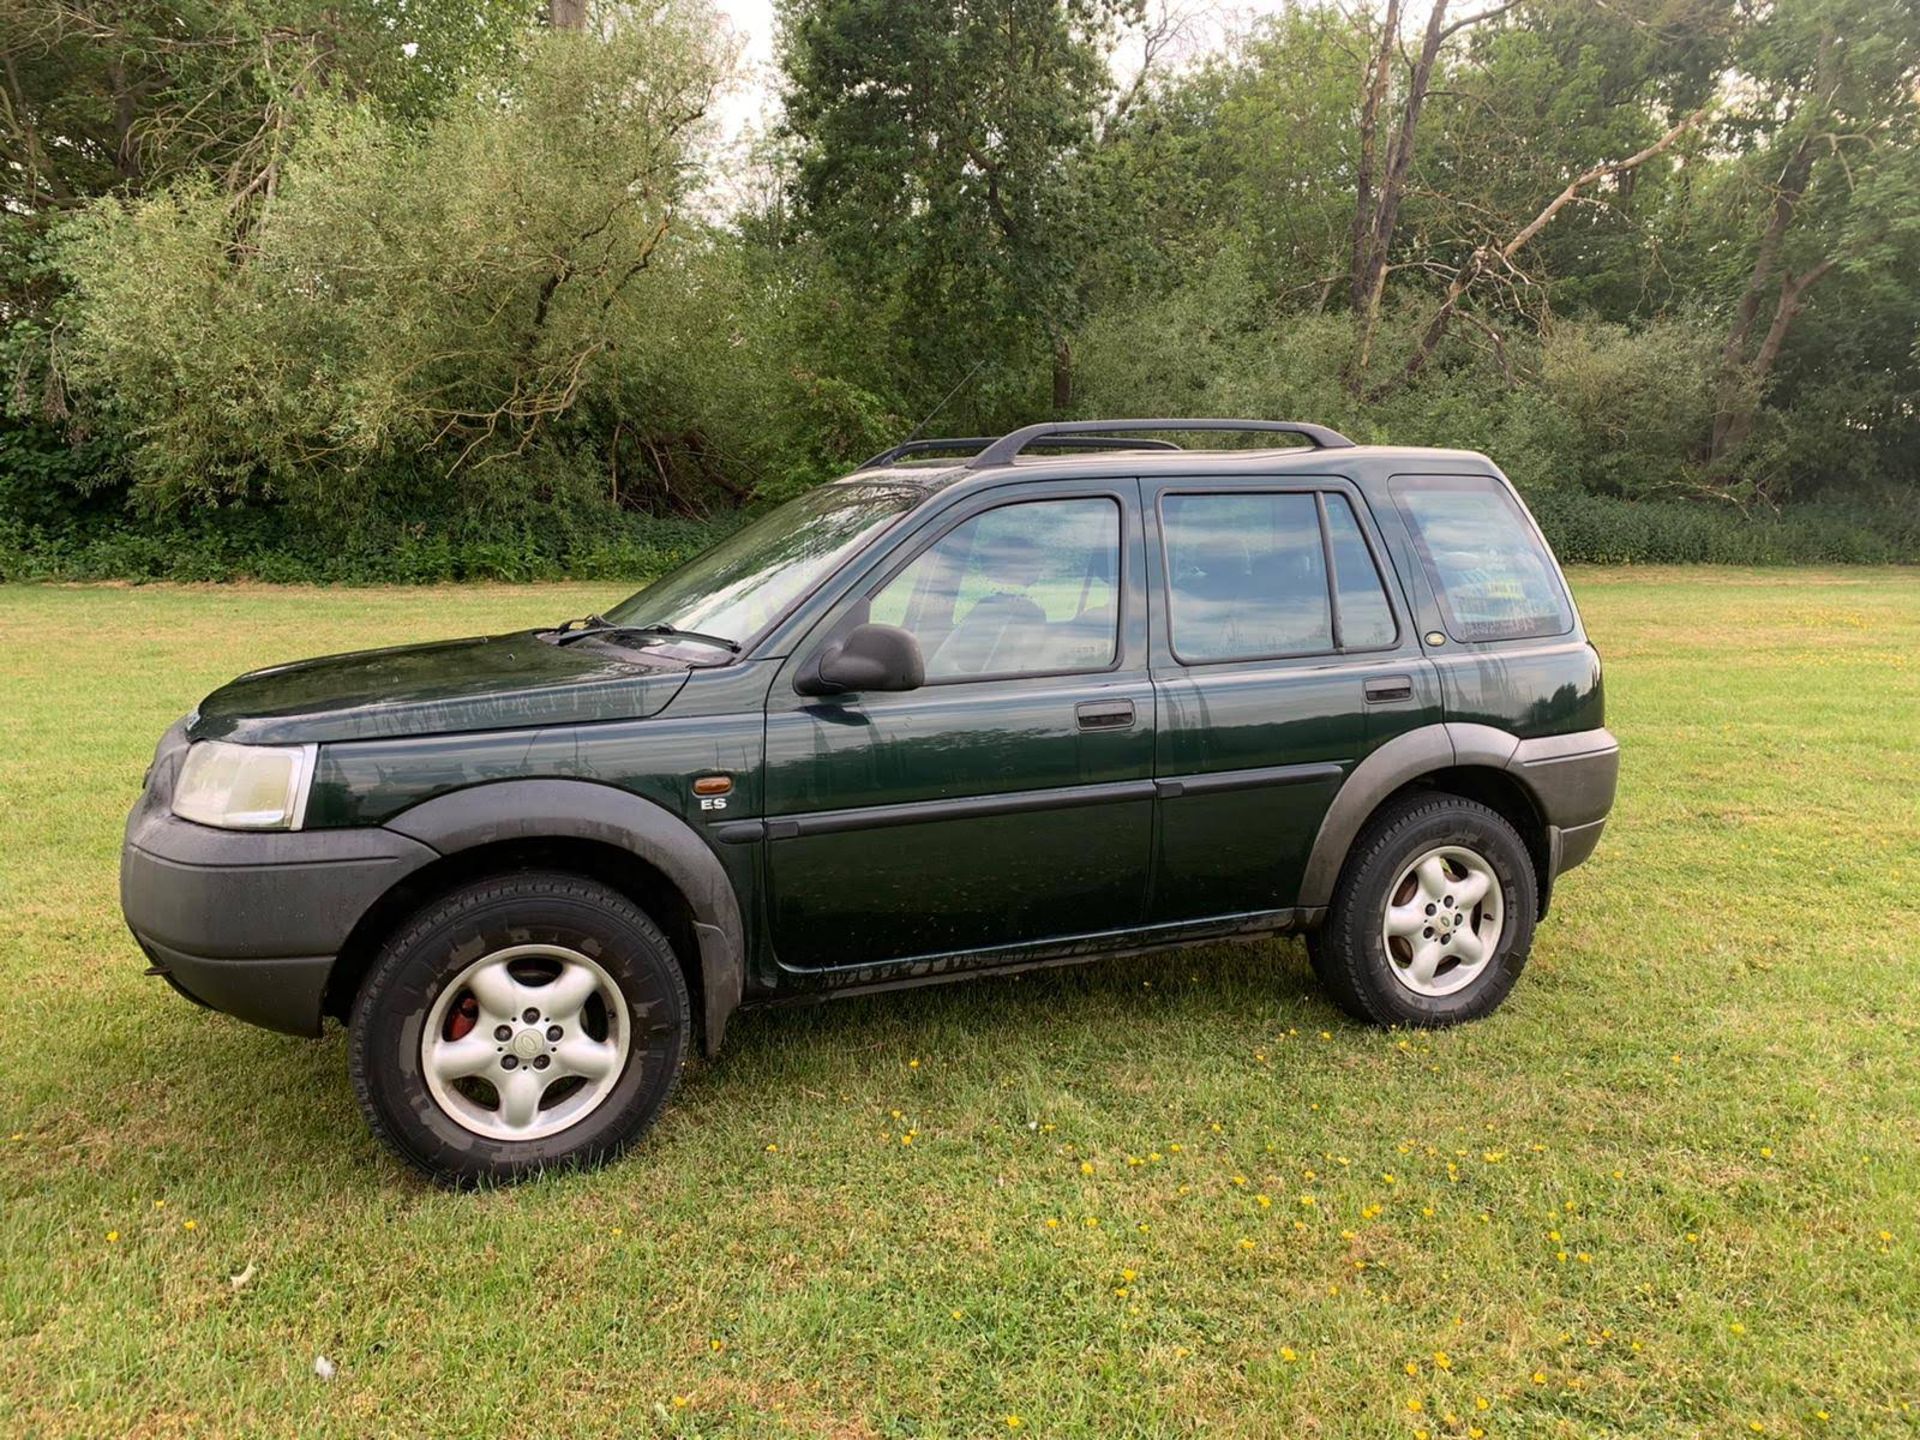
777,0,1134,418
1706,0,1920,470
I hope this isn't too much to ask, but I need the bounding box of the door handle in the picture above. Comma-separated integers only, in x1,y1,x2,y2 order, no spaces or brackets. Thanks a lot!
1363,675,1414,704
1075,699,1136,731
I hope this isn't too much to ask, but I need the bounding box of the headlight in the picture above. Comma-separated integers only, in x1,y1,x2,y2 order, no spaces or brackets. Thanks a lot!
171,740,317,830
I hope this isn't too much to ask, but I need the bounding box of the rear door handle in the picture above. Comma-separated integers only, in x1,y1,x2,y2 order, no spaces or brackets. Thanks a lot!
1076,699,1136,731
1363,676,1414,704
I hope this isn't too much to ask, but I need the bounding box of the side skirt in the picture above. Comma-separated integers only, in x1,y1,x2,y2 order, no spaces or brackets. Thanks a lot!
751,907,1328,1009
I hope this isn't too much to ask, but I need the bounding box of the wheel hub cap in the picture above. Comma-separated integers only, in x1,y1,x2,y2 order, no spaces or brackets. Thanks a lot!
1380,845,1505,998
420,943,633,1142
510,1029,545,1061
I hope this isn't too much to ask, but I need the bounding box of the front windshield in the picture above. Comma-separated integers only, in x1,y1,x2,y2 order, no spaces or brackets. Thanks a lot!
603,481,923,647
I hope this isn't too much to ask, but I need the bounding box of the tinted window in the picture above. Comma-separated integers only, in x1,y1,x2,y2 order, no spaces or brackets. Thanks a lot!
1163,493,1331,661
870,497,1120,679
1391,476,1573,642
1325,495,1398,649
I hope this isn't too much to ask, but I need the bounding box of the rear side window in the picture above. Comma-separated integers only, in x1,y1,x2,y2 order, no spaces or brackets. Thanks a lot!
1390,476,1573,642
1163,493,1331,661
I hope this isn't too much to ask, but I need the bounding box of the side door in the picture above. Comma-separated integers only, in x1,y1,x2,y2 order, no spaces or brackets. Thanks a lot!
761,481,1156,972
1144,479,1437,924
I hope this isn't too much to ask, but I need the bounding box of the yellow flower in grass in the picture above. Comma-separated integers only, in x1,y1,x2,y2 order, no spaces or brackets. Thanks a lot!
1532,1372,1546,1385
1280,1347,1297,1363
1046,1218,1061,1229
1404,1362,1420,1377
183,1220,197,1232
1257,1194,1272,1209
1432,1351,1451,1370
1407,1398,1423,1413
1730,1322,1746,1336
1005,1415,1023,1429
1239,1238,1256,1251
105,1231,119,1244
1080,1161,1094,1175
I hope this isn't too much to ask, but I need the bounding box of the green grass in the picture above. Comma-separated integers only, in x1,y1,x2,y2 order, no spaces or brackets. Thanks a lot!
1,569,1916,1438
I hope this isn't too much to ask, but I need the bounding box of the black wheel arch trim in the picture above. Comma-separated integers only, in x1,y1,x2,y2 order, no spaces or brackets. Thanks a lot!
1299,723,1617,910
381,778,746,1056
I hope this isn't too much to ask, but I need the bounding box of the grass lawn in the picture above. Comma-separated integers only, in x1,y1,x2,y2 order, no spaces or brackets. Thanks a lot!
0,568,1916,1438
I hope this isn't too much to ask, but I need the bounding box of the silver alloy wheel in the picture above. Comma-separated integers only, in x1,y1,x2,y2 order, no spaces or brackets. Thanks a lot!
421,943,632,1141
1381,845,1505,998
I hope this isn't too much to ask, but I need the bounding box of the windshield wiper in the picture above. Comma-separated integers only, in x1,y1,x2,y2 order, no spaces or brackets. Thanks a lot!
550,618,740,654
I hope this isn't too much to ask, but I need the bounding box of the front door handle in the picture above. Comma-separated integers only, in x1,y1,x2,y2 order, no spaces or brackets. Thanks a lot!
1364,675,1414,704
1076,699,1136,731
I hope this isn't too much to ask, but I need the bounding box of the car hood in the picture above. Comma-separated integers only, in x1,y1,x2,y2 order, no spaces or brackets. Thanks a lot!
189,632,692,745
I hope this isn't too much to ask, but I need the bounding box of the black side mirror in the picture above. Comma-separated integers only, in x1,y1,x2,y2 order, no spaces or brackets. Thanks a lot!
796,623,926,696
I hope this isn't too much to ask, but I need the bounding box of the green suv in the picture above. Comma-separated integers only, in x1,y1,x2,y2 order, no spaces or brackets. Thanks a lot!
121,419,1617,1185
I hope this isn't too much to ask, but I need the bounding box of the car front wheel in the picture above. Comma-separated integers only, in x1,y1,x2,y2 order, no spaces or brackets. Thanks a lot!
348,871,690,1186
1308,793,1538,1027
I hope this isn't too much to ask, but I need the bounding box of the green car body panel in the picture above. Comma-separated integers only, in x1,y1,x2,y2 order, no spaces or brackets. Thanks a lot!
121,436,1618,1051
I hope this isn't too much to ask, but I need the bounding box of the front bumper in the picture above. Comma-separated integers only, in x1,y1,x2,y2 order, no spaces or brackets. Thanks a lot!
121,720,436,1035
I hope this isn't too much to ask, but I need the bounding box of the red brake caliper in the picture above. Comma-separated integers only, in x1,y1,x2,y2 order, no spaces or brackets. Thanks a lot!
447,994,479,1041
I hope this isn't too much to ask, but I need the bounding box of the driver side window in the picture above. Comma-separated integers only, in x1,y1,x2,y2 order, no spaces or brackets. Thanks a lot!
870,497,1121,681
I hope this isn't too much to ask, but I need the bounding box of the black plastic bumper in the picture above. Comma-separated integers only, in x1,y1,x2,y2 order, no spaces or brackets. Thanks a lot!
121,721,436,1035
1511,727,1619,879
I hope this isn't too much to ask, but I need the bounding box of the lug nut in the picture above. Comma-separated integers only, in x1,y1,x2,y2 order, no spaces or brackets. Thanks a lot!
494,1024,512,1042
546,1024,563,1042
1425,903,1436,915
1423,927,1433,939
522,1007,540,1024
1444,895,1454,907
501,1055,519,1070
533,1055,550,1070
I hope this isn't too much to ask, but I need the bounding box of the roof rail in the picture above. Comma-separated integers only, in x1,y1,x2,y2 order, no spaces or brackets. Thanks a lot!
966,418,1356,469
857,433,1183,471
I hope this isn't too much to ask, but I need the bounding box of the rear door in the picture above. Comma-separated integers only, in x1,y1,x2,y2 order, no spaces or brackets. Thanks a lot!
1143,478,1437,924
761,479,1156,971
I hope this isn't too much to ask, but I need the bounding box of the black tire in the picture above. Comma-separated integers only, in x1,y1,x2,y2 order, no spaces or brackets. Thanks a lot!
348,871,690,1187
1308,792,1537,1028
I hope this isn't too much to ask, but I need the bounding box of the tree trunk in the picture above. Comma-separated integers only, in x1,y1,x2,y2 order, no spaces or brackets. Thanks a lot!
1712,257,1836,460
1347,0,1401,314
548,0,587,31
1353,0,1450,376
1051,331,1073,415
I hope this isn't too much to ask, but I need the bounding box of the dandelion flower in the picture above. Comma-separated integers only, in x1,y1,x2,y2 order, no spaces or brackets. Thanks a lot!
106,1231,119,1244
1433,1351,1451,1370
183,1220,197,1232
1005,1416,1023,1429
1280,1347,1297,1362
1081,1161,1094,1175
1404,1362,1419,1377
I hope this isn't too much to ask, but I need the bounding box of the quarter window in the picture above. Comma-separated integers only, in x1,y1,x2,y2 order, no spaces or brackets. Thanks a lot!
1325,494,1398,649
869,497,1121,680
1390,475,1573,642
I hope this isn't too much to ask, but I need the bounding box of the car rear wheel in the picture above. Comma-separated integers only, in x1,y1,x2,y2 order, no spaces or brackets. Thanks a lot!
348,871,689,1186
1308,793,1537,1027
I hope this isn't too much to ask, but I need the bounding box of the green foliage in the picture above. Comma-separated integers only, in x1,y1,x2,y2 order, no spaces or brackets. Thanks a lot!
3,0,1916,577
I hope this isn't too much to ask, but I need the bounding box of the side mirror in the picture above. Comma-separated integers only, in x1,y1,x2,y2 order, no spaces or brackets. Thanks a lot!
796,623,926,697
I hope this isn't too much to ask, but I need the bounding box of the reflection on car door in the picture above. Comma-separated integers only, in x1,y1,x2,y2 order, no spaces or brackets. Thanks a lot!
761,483,1157,973
1144,480,1438,923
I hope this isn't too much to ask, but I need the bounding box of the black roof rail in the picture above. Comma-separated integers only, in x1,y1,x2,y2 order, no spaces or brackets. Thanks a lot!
857,433,1185,471
966,418,1356,469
